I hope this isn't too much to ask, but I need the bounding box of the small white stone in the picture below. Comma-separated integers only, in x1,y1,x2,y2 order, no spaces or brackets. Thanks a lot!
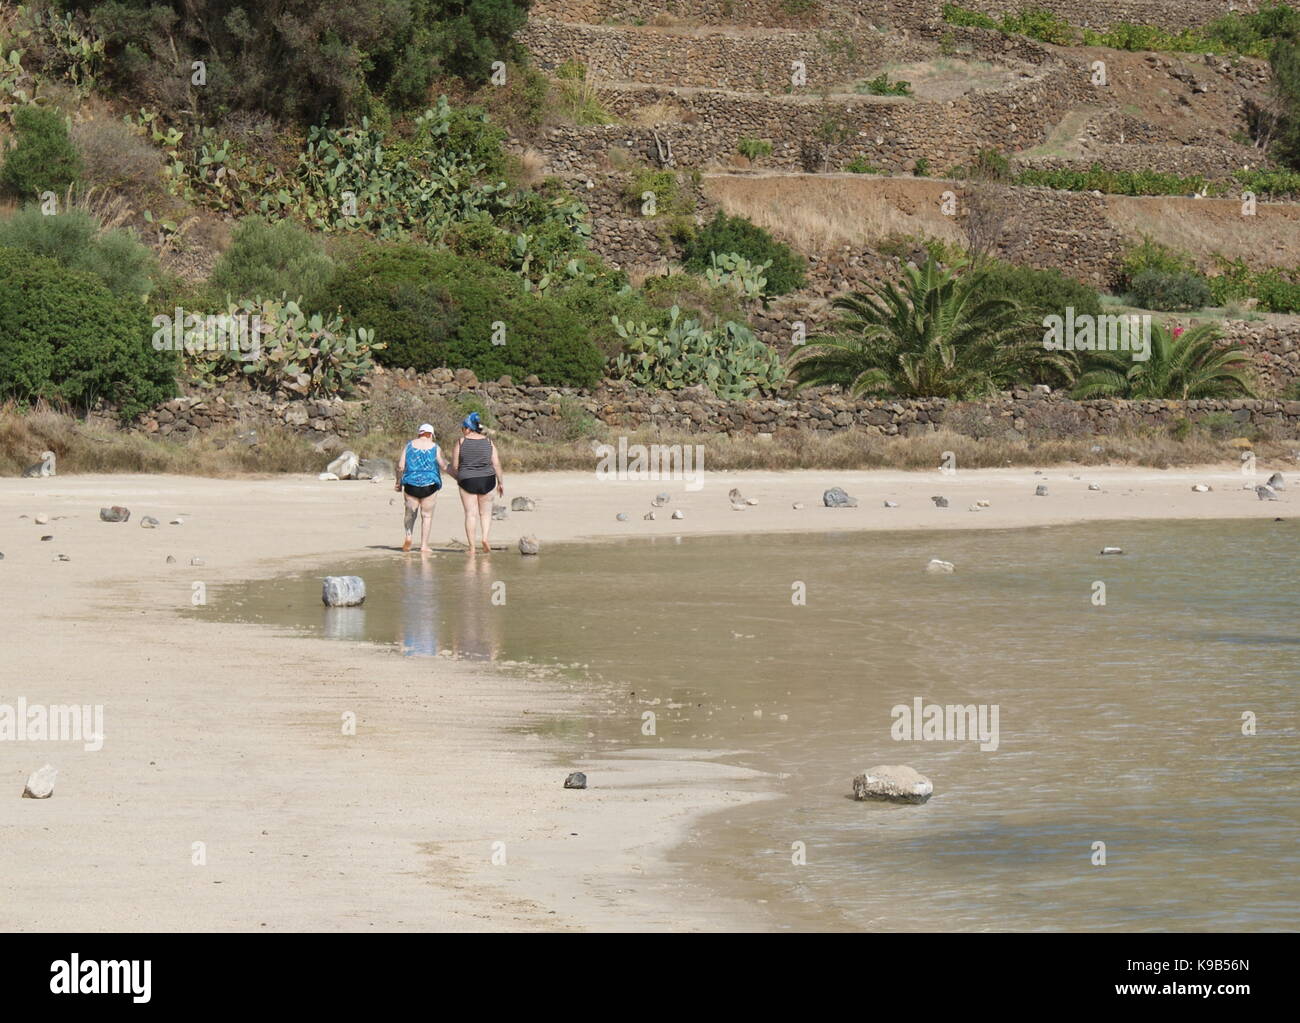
23,764,57,799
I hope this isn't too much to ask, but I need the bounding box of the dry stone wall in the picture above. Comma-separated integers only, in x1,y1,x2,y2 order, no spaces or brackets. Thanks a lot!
530,0,1259,32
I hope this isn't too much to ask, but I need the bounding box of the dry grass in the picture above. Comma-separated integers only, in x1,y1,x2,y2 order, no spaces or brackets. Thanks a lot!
628,99,684,127
703,173,964,254
1106,196,1300,272
4,401,1290,478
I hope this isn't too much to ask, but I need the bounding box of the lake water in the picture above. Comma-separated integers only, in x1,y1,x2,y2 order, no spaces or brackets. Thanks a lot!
204,520,1300,931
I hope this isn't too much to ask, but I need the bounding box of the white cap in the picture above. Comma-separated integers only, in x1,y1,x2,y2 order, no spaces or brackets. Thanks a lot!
417,423,435,436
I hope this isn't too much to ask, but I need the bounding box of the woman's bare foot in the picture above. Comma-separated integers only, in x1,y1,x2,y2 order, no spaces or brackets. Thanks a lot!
481,540,491,554
419,546,433,554
402,537,412,553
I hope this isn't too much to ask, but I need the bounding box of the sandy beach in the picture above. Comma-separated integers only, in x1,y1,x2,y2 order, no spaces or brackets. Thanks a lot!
0,463,1289,931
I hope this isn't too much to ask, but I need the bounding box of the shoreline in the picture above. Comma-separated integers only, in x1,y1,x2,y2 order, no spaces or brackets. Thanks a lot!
0,464,1290,931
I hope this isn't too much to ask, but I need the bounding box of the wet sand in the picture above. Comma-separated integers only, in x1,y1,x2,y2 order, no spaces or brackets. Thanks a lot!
0,465,1289,930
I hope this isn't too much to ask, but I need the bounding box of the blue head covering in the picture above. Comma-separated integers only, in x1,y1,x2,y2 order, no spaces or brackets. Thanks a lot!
461,411,482,431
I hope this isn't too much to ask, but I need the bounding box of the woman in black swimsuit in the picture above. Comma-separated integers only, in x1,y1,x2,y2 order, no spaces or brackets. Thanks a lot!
450,412,504,554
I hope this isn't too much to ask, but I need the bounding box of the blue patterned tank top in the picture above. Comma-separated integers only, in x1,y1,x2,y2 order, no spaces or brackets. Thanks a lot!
403,442,441,487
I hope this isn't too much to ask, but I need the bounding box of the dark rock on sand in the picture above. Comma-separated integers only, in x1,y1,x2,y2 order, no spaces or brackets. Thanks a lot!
519,535,540,555
564,772,587,790
356,458,395,480
931,496,948,508
1035,484,1049,496
824,487,858,508
100,506,131,523
1256,485,1280,501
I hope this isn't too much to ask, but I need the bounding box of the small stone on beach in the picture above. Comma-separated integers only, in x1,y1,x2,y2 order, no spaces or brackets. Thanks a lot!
100,506,131,523
616,512,629,521
671,509,684,520
1100,547,1124,555
931,496,948,508
1035,484,1049,496
823,487,857,508
22,764,57,799
564,772,587,790
519,535,540,555
141,516,160,528
322,575,366,607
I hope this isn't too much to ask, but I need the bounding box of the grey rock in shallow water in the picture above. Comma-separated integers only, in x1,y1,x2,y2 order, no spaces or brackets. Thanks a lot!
1266,472,1285,491
1100,547,1124,555
853,765,932,804
322,575,366,607
564,772,587,790
100,506,131,523
931,496,948,508
511,496,536,512
519,535,540,555
823,487,858,508
23,764,57,799
140,516,160,529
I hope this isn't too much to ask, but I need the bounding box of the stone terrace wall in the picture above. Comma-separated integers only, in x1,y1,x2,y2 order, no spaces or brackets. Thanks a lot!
134,379,1300,443
521,20,936,91
530,0,1259,32
537,63,1091,174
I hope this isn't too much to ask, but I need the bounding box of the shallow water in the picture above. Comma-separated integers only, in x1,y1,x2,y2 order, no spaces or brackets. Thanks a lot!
204,520,1300,931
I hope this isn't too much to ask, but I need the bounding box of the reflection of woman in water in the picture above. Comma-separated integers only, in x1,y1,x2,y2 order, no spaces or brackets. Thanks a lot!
450,412,504,555
399,556,439,656
396,423,451,554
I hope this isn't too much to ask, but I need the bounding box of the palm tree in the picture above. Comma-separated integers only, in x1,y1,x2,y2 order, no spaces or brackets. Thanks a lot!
787,257,1070,398
1072,323,1255,400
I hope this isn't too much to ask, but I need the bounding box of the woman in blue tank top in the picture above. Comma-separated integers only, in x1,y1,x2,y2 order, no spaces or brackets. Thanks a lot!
394,423,450,554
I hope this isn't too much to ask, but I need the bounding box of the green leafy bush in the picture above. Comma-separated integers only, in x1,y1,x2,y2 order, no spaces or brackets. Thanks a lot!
738,136,773,160
1014,164,1216,197
0,246,174,416
61,0,531,124
0,205,156,300
1128,270,1213,311
703,252,770,300
0,103,82,198
611,306,785,399
858,73,912,96
624,169,697,217
1120,237,1198,290
208,217,335,308
682,212,806,296
327,243,605,386
975,261,1103,321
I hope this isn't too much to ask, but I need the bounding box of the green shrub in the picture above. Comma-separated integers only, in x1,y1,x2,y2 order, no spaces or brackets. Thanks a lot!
1014,163,1216,197
857,73,912,97
968,148,1010,182
624,169,697,217
0,205,156,300
1128,269,1213,311
208,217,335,308
976,261,1103,320
1120,237,1198,292
0,246,174,417
71,0,532,125
914,157,930,176
682,212,806,296
0,104,82,198
738,136,773,160
640,272,746,327
327,243,605,386
844,156,880,174
549,281,662,358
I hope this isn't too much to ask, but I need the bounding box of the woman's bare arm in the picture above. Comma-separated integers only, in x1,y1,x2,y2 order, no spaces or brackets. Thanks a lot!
490,442,504,496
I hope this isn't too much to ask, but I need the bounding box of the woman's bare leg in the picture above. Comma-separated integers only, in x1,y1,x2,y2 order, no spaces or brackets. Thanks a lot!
459,485,479,553
403,493,420,552
418,494,437,553
477,492,494,552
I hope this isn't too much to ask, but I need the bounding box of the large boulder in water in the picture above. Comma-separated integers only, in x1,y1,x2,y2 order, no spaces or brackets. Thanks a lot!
823,487,857,508
853,765,933,804
519,535,540,555
322,576,366,607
